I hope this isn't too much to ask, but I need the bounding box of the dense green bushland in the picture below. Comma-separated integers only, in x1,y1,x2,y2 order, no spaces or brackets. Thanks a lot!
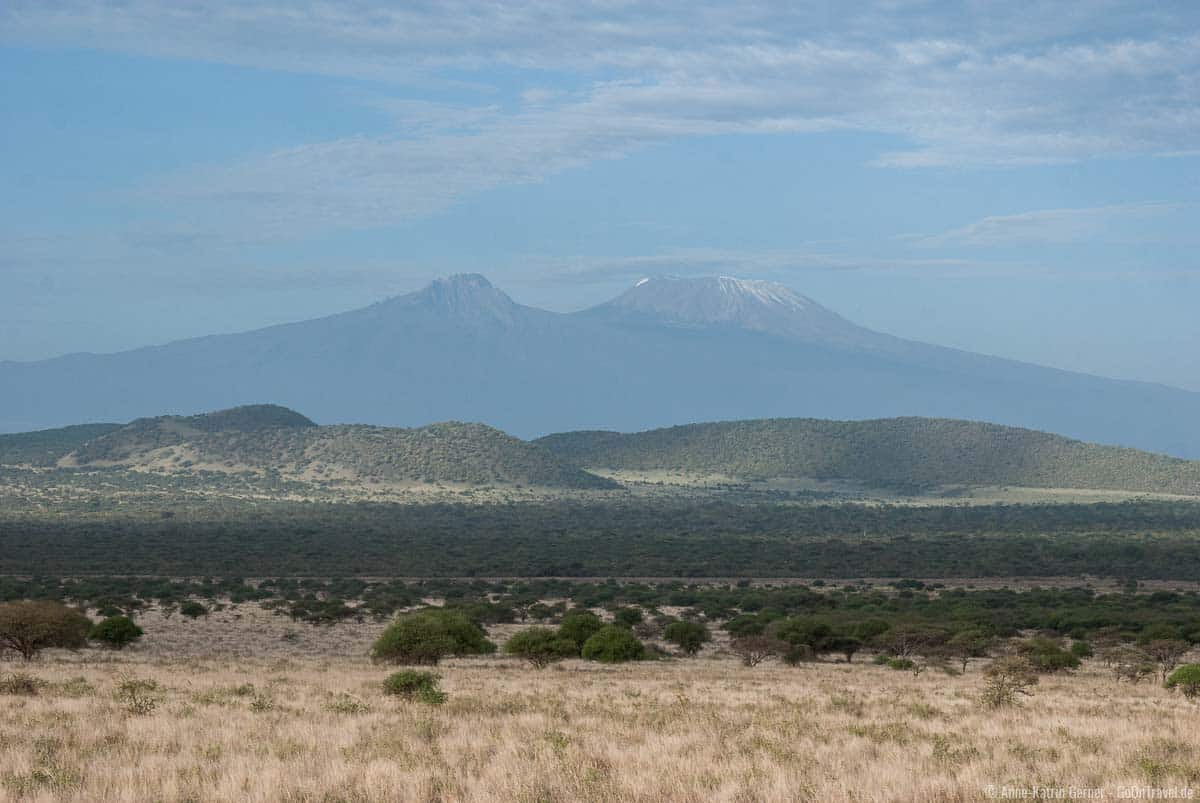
4,499,1200,578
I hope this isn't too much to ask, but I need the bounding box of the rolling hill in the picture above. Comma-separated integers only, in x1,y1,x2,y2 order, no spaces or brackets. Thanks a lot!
2,274,1199,458
0,423,123,467
536,417,1200,496
30,405,618,490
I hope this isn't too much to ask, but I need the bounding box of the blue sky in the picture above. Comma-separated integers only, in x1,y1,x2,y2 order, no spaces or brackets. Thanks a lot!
1,1,1198,390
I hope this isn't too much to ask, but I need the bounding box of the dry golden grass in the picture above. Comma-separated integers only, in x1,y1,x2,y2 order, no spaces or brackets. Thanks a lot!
3,650,1200,803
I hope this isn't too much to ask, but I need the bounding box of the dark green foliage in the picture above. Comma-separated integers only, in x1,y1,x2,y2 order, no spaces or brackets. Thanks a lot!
1164,664,1200,699
1070,640,1094,658
504,628,577,668
613,607,644,628
1017,637,1082,673
580,625,645,663
179,601,208,619
382,670,446,704
662,620,711,655
11,497,1200,580
371,609,495,665
536,417,1200,496
89,616,143,649
0,601,91,660
557,611,604,654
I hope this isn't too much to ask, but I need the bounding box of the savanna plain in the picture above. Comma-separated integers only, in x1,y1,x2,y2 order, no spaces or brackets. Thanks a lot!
3,606,1200,803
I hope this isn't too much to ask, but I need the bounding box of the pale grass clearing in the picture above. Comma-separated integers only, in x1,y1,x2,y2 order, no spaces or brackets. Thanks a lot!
2,655,1199,802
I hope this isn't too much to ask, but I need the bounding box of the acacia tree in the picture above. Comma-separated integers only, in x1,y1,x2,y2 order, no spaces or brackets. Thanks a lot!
1144,640,1191,683
730,635,785,667
0,601,92,661
981,656,1039,708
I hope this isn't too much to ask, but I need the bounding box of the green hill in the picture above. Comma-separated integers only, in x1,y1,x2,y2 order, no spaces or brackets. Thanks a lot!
0,423,123,467
66,407,616,490
536,417,1200,496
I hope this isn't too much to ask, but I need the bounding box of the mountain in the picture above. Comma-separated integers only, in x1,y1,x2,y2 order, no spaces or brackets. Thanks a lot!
2,273,1199,458
50,405,616,490
536,417,1200,496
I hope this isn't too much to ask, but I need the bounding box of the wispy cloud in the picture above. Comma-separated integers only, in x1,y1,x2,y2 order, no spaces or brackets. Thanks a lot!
916,203,1183,247
5,2,1199,236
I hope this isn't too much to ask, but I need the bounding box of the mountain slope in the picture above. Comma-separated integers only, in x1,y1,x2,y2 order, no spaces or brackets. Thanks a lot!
60,405,616,490
0,423,123,467
2,273,1199,459
536,417,1200,496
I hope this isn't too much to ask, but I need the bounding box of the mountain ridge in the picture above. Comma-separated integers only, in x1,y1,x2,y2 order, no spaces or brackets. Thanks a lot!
2,274,1198,459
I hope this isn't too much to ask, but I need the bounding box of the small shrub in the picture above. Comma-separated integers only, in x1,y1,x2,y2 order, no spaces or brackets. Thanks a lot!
324,692,370,714
581,625,645,663
1164,664,1200,700
115,677,163,715
383,670,446,703
0,671,45,696
886,658,915,671
89,616,144,650
179,601,208,619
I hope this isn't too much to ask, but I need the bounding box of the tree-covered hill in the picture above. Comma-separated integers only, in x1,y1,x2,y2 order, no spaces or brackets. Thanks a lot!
62,407,616,490
0,423,123,466
536,417,1200,496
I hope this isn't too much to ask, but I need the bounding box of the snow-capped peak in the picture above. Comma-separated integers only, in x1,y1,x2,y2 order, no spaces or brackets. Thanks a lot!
593,274,869,345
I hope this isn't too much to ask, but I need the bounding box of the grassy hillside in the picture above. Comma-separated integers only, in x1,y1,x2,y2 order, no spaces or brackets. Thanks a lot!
536,417,1200,496
0,423,123,466
68,409,616,490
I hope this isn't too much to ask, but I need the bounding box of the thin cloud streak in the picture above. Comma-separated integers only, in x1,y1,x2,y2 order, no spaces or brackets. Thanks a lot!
6,2,1199,236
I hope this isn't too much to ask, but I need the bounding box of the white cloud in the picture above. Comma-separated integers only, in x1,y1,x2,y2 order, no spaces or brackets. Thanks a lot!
5,1,1199,233
917,203,1183,247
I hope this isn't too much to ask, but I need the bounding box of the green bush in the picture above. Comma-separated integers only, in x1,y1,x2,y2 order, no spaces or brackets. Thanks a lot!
613,607,644,628
504,628,576,668
1164,664,1200,699
89,616,144,650
371,609,495,665
663,620,710,656
383,670,446,704
556,611,603,654
179,601,208,619
581,625,645,663
886,657,916,671
1018,638,1081,673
